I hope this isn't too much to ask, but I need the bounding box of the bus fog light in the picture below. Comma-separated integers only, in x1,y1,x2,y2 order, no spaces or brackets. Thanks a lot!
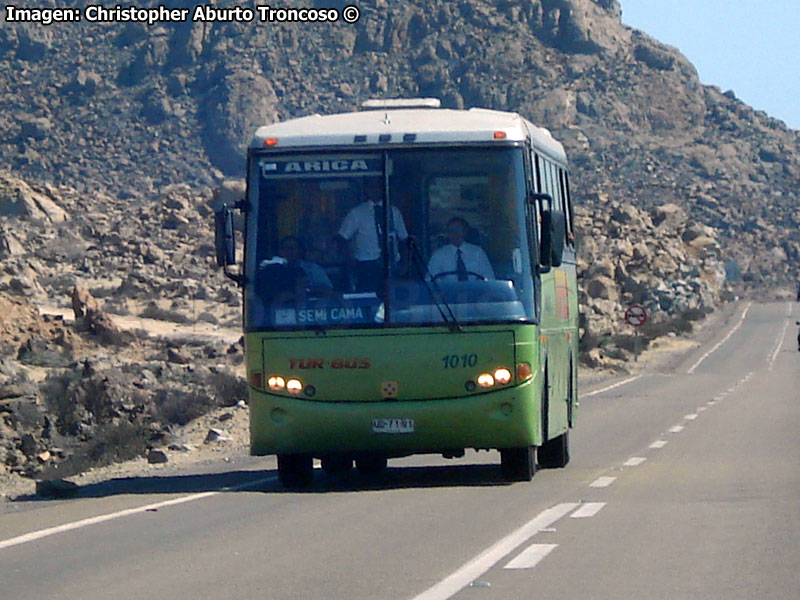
494,368,512,385
465,380,477,392
270,407,289,424
286,379,303,394
501,402,513,416
304,385,316,397
268,376,286,391
477,373,495,388
516,362,532,382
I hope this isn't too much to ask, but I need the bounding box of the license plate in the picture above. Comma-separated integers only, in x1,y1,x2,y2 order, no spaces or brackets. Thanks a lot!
372,418,415,434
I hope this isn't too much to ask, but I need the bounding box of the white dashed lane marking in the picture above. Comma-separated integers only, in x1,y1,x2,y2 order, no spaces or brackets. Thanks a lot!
589,476,616,488
410,503,578,600
571,502,606,518
504,544,558,570
669,425,685,433
649,440,669,449
623,457,647,467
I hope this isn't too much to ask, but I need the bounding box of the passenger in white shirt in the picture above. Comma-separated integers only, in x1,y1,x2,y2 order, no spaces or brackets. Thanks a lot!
427,217,495,281
337,177,408,292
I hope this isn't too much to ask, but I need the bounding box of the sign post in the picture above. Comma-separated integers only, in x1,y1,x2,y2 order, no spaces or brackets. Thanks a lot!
624,304,648,362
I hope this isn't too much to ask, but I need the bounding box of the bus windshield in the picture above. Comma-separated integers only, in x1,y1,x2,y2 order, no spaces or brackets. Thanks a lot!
245,147,536,330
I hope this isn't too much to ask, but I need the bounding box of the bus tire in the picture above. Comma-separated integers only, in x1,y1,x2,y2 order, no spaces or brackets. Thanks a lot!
322,455,354,476
538,431,570,468
500,446,535,482
355,454,388,474
277,453,314,488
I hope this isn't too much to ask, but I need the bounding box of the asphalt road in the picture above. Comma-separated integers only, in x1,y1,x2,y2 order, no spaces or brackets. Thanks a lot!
1,302,798,600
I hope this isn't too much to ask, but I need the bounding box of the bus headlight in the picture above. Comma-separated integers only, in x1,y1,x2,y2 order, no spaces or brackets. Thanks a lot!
476,373,495,388
494,368,512,385
286,379,303,394
268,376,286,391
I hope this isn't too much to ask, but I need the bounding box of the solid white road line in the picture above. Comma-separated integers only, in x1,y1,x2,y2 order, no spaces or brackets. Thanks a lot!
623,457,647,467
687,302,751,374
581,376,641,398
669,425,685,433
589,476,616,488
504,544,558,570
571,502,606,519
0,475,278,551
769,320,790,371
410,503,578,600
649,440,669,449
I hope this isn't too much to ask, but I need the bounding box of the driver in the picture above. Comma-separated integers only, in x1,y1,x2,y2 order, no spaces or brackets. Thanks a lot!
427,217,495,281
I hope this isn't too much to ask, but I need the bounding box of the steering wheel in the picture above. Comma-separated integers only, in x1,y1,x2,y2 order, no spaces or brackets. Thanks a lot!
431,270,488,282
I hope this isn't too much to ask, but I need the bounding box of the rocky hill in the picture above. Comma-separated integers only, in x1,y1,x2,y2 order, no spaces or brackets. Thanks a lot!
1,1,798,296
1,0,799,480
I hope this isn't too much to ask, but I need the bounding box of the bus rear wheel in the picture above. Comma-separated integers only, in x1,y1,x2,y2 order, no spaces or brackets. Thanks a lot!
277,453,314,488
538,431,570,468
322,455,354,476
500,446,535,481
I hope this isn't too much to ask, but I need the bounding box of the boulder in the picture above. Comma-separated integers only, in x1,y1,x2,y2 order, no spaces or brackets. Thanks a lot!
586,276,619,302
36,479,79,498
0,173,69,223
652,203,687,230
204,428,232,444
147,448,169,464
71,285,99,320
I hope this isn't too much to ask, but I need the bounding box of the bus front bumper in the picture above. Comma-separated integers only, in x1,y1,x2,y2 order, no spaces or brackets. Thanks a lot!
249,382,541,456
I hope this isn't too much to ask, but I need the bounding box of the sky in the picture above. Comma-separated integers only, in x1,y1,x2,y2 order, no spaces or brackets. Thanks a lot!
620,0,800,131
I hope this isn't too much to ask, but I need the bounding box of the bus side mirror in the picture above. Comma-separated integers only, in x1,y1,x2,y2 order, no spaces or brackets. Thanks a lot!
532,192,566,270
215,205,236,267
214,205,244,285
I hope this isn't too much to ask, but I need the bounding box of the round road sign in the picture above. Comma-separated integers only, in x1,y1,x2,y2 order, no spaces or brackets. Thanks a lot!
625,304,648,327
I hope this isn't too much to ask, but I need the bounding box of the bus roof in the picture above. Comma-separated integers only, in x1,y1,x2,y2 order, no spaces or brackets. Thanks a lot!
251,106,567,164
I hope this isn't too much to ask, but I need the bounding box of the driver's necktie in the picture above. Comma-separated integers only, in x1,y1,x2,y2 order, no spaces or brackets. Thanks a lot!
373,203,385,242
456,248,468,281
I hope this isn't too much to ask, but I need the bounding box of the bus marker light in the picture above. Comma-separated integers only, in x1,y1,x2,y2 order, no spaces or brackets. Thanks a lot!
264,137,278,146
493,131,507,139
249,372,263,389
494,368,512,385
517,362,532,381
381,381,399,398
465,381,477,392
268,376,286,391
304,385,316,397
477,373,495,388
286,379,303,394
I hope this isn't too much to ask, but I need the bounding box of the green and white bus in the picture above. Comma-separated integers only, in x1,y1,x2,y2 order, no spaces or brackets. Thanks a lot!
215,98,578,487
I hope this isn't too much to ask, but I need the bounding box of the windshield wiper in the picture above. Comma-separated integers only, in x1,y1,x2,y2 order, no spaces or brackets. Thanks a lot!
407,237,462,333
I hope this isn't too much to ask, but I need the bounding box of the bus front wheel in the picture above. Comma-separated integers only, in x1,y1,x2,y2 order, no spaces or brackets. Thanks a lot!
277,453,314,488
538,431,570,468
500,446,535,481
